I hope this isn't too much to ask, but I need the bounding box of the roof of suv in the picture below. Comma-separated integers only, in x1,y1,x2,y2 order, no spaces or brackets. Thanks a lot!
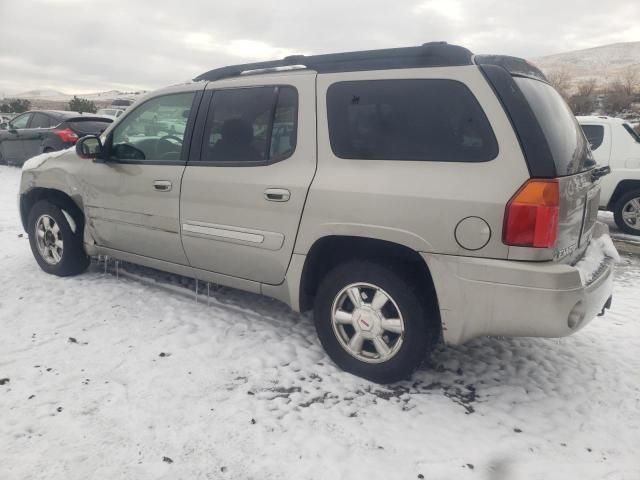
194,42,474,82
194,42,549,85
577,116,629,125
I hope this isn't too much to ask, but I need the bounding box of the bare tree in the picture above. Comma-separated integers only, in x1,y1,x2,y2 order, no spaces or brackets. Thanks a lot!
577,78,597,97
546,65,573,99
619,66,640,97
602,79,634,114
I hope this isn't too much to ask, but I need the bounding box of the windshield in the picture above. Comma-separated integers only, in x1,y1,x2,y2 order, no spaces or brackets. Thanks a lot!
623,123,640,143
515,77,595,176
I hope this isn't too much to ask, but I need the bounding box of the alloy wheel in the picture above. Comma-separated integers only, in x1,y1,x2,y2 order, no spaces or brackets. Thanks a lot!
331,282,405,364
35,214,64,265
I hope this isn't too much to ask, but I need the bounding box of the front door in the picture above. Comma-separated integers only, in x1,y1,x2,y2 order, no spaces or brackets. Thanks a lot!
22,112,53,159
180,73,316,284
0,112,31,163
81,87,203,265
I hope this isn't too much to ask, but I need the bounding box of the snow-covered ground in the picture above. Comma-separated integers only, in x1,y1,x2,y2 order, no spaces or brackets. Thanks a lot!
1,165,639,480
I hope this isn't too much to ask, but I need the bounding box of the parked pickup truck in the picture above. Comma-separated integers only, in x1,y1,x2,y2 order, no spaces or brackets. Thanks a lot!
18,43,616,383
579,116,640,235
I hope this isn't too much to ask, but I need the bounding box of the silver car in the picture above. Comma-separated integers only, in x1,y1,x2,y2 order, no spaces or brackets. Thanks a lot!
18,43,615,383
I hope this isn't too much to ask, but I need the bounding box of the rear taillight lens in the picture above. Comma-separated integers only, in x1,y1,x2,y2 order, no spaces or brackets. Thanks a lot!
503,179,559,248
54,128,79,144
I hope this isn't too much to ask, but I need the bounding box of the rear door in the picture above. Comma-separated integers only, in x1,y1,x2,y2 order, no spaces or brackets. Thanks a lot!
81,87,202,265
514,78,598,262
180,72,316,285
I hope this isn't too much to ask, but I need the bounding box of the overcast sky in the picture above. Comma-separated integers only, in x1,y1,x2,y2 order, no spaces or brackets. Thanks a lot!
0,0,638,95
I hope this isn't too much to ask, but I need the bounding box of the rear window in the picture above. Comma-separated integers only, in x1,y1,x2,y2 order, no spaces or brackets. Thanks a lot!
327,79,498,162
515,78,595,176
67,119,112,135
581,124,604,150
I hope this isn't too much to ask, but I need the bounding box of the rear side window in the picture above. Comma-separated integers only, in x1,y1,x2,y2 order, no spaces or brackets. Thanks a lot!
514,78,595,176
326,79,498,162
67,119,112,135
200,86,298,164
581,124,604,150
30,113,54,128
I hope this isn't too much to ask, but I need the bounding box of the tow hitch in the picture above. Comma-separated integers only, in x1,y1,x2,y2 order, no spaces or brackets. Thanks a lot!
598,295,613,316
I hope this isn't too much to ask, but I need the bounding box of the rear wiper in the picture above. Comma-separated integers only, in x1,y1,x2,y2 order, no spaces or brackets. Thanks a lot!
591,166,611,181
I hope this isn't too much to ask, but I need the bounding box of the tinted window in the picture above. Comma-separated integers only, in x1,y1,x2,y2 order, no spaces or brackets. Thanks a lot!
111,92,195,162
581,124,604,150
200,86,298,164
327,79,498,162
30,113,53,128
515,78,595,176
623,123,640,143
10,113,31,129
67,119,112,135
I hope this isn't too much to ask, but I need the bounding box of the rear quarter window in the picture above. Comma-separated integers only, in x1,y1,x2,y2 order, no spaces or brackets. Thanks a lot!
581,124,605,150
67,119,112,135
326,79,498,162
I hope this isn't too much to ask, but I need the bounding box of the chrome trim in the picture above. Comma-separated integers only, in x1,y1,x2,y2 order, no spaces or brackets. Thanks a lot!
182,223,264,243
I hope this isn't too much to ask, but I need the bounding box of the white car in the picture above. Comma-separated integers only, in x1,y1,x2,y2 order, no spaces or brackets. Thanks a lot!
578,116,640,235
96,108,125,120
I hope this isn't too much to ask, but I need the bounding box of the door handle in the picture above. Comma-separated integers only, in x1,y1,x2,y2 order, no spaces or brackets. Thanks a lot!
153,180,172,192
264,188,290,202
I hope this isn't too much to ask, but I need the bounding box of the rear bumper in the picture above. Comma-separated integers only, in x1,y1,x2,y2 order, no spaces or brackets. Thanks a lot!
423,223,615,345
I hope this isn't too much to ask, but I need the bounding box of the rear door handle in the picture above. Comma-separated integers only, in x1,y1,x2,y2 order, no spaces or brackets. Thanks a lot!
153,180,172,192
264,188,290,202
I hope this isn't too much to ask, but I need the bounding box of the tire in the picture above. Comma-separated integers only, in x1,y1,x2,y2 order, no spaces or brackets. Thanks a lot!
27,200,89,276
313,260,438,383
613,190,640,236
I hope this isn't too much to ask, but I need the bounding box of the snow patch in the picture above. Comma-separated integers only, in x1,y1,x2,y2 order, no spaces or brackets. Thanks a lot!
575,233,620,284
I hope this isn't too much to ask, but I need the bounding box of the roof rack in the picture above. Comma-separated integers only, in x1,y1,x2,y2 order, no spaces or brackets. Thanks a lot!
194,42,473,82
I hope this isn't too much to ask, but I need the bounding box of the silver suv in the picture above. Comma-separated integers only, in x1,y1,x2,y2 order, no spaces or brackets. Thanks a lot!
19,43,615,383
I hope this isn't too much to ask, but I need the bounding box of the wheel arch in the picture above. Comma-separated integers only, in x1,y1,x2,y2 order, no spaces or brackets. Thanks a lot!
20,188,85,234
607,180,640,210
298,235,441,335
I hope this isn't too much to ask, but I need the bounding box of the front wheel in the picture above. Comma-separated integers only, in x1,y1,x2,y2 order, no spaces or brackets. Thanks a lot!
27,200,89,276
613,190,640,236
313,260,438,383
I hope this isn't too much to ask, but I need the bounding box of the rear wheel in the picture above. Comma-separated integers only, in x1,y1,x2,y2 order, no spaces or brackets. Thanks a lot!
613,190,640,236
313,260,438,383
27,200,89,276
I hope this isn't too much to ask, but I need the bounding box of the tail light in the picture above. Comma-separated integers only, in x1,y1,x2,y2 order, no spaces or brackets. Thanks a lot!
54,128,79,144
503,179,559,248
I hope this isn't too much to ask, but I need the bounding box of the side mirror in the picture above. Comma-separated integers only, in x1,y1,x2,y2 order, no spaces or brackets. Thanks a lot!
0,122,7,130
76,135,103,160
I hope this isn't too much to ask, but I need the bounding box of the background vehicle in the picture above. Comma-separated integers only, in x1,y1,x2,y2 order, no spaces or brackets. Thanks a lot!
18,43,615,383
110,98,135,110
0,110,112,166
96,108,125,120
579,116,640,235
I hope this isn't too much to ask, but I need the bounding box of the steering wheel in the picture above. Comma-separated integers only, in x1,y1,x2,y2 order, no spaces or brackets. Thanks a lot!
154,135,183,159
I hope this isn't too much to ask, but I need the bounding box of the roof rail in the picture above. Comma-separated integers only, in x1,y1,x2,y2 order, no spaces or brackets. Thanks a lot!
194,42,474,82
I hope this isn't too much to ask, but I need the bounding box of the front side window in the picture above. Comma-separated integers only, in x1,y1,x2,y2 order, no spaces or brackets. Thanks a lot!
110,92,195,162
581,124,605,150
10,113,32,129
327,79,498,162
200,86,298,164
